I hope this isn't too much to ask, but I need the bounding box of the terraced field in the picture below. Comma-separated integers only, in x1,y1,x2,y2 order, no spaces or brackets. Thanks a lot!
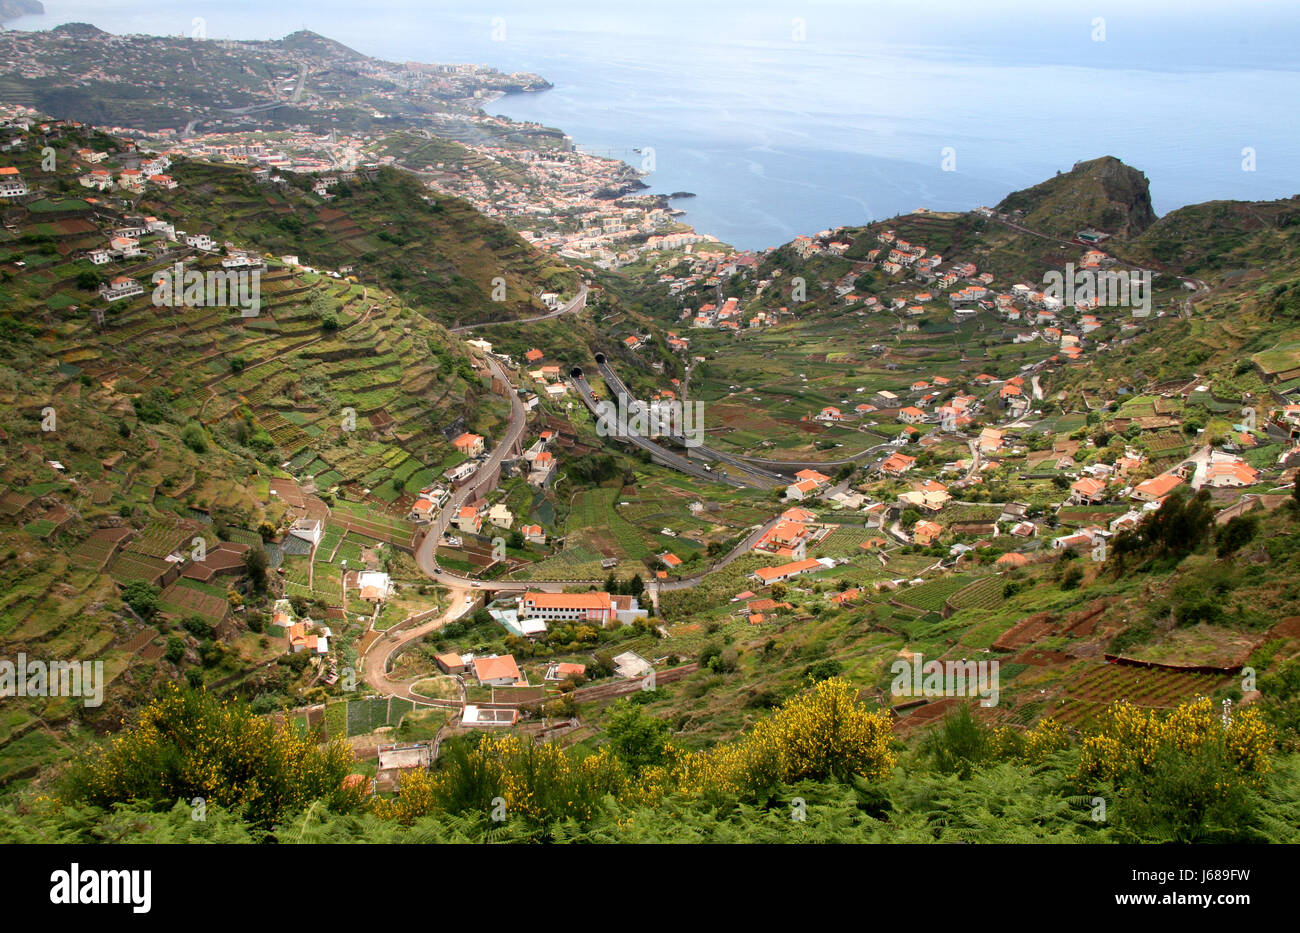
946,575,1008,613
1046,663,1229,728
894,574,977,613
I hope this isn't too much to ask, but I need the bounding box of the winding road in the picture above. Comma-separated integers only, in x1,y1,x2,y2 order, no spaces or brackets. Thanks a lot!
451,285,588,334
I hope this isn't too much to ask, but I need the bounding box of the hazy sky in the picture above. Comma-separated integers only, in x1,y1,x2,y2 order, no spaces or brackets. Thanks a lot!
11,0,1300,72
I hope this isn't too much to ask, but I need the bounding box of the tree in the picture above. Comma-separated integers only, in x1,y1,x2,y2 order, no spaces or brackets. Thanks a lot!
243,547,269,593
180,421,209,453
164,637,185,665
1216,513,1259,557
121,581,160,620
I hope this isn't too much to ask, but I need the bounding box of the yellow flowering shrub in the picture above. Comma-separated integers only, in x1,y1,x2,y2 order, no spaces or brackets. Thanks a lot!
1022,717,1071,760
641,678,897,799
378,678,899,823
64,684,365,826
374,734,629,825
1078,697,1274,788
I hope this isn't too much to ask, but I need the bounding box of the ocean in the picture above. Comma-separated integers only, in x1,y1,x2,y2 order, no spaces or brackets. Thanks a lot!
9,0,1300,250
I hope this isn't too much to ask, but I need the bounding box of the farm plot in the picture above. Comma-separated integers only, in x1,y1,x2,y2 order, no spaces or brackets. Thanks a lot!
158,579,228,624
566,488,652,560
946,575,1008,613
1048,663,1228,728
893,574,974,613
344,696,415,737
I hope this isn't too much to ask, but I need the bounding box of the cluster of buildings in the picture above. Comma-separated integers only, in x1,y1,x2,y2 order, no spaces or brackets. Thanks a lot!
272,599,332,657
681,295,779,332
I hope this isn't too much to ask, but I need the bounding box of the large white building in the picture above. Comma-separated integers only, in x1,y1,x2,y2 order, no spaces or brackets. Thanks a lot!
518,591,648,626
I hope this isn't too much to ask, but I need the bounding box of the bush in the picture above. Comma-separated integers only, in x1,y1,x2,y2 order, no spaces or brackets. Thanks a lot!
922,705,993,779
121,581,160,620
1216,513,1259,557
61,685,365,828
804,659,843,683
163,637,185,665
1079,698,1274,842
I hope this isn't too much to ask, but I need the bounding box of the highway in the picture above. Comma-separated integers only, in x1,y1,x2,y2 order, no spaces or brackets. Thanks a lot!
587,357,784,488
594,354,891,477
571,372,761,488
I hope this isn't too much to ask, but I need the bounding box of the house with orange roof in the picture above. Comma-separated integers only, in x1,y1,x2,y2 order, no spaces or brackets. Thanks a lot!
753,518,816,560
898,406,927,424
546,662,587,681
0,166,27,197
453,505,482,534
525,348,544,363
1070,477,1109,505
829,588,860,605
356,571,391,603
785,478,821,501
99,275,143,302
996,552,1029,567
287,623,328,655
435,652,467,675
408,497,437,522
518,591,647,626
899,484,951,512
1132,473,1184,503
912,520,943,545
794,468,831,486
472,654,524,687
1204,460,1260,488
977,428,1005,453
453,432,485,457
881,452,917,475
519,523,546,545
751,557,824,586
1114,455,1144,477
528,450,556,487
